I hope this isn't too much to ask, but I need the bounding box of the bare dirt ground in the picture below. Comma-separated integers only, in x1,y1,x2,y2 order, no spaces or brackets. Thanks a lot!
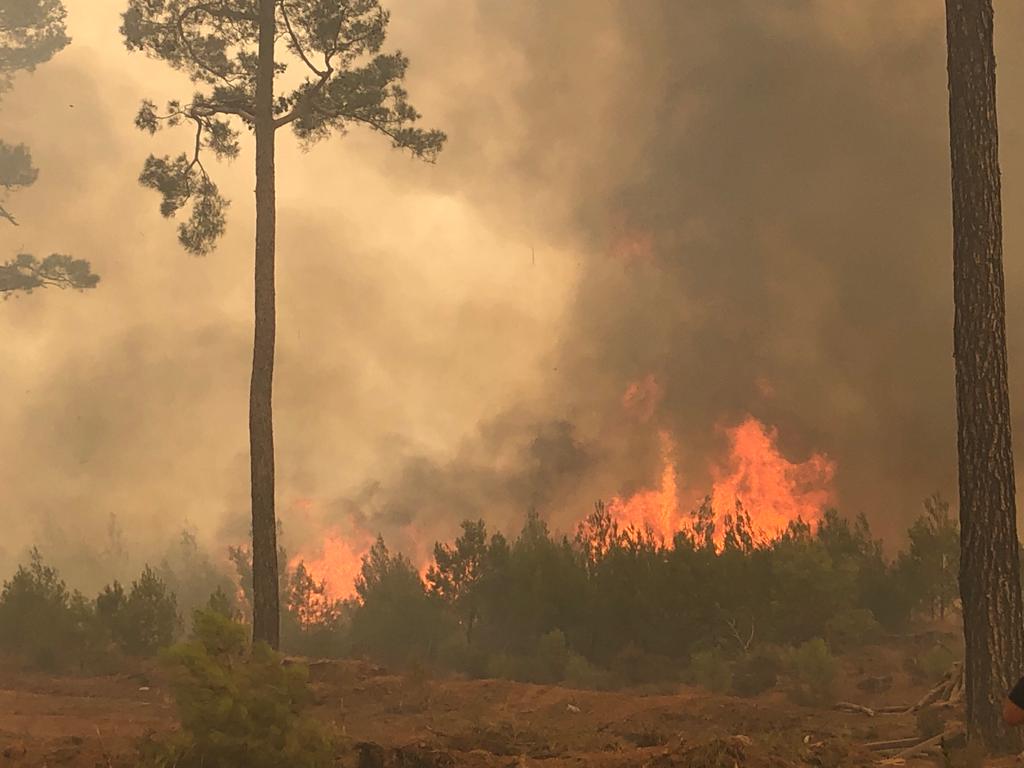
0,640,1019,768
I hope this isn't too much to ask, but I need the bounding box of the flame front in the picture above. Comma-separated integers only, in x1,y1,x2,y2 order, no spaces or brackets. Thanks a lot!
290,408,836,599
604,405,836,549
291,532,371,602
710,417,836,544
606,429,682,543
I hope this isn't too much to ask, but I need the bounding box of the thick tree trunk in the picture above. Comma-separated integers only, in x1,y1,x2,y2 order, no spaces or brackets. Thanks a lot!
250,0,280,650
945,0,1023,752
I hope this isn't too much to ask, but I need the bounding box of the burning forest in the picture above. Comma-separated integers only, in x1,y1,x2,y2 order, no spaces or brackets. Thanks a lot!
4,0,1024,766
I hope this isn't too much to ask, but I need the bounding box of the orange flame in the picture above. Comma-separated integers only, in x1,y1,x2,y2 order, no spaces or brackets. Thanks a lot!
603,414,835,549
710,417,836,544
606,429,682,543
291,532,372,602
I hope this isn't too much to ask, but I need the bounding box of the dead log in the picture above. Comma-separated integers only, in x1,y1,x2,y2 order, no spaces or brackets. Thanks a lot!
834,701,876,716
890,724,965,761
864,736,924,751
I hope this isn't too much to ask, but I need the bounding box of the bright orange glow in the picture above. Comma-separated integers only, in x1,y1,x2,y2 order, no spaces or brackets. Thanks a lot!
604,401,836,550
290,410,836,599
606,429,682,543
710,417,836,544
291,530,373,602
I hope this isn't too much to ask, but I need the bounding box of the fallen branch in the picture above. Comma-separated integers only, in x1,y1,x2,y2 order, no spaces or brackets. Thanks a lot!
842,662,966,720
835,701,876,716
874,705,912,714
864,736,923,752
893,728,956,760
873,723,965,765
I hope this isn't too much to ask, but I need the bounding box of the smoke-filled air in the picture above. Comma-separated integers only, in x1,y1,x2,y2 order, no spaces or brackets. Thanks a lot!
4,0,1024,765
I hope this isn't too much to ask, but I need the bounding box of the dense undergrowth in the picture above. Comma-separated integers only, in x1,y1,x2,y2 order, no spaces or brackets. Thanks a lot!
0,496,963,704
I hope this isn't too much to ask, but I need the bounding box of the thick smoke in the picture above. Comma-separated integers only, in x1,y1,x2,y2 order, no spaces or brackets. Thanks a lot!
4,1,1024,587
353,0,1024,545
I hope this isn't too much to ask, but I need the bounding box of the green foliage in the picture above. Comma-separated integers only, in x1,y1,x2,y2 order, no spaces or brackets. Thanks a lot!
731,649,781,697
350,536,448,665
532,629,571,684
0,140,37,195
0,0,69,96
137,154,228,255
122,0,445,255
282,561,348,658
565,652,611,690
426,519,489,644
690,648,733,694
784,638,838,705
770,524,855,642
608,643,678,688
437,634,489,679
0,3,96,293
824,608,883,652
141,608,335,768
205,587,242,621
896,495,959,620
96,566,180,656
0,549,91,670
0,495,958,691
0,253,99,296
158,530,238,625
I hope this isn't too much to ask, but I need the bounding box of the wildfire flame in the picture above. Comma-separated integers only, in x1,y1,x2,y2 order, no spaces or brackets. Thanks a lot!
290,532,371,602
606,429,682,541
710,418,836,544
290,394,836,598
605,377,836,549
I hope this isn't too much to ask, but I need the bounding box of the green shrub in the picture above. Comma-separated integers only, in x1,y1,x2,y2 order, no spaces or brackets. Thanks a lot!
140,608,336,768
690,648,733,693
534,629,570,683
203,587,242,623
484,651,515,680
97,566,180,656
784,638,838,705
350,537,450,665
565,653,611,690
609,643,678,688
824,608,883,651
731,649,780,697
0,550,94,670
438,634,489,679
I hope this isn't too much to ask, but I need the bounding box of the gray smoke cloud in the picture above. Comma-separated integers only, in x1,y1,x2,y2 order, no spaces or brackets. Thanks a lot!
4,1,1024,590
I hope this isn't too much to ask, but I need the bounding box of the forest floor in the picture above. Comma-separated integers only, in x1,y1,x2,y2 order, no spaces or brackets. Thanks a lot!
0,634,1020,768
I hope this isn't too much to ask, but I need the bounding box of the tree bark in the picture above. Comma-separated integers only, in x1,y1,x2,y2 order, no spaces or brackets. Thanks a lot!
250,0,280,650
945,0,1023,752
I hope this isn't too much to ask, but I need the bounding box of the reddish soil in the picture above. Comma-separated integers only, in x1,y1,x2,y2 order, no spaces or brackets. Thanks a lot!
0,639,1018,767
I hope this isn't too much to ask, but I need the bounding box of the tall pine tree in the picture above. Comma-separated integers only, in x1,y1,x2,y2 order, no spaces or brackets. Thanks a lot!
945,0,1024,752
122,0,444,648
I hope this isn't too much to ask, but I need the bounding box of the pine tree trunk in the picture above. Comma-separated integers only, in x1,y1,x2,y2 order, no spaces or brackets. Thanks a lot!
250,0,280,650
945,0,1023,752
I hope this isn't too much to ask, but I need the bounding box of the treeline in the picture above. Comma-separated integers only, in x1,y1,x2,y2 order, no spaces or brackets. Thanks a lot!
0,497,961,696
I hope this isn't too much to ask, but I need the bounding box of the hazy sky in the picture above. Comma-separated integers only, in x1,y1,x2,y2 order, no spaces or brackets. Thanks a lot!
4,1,1024,584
